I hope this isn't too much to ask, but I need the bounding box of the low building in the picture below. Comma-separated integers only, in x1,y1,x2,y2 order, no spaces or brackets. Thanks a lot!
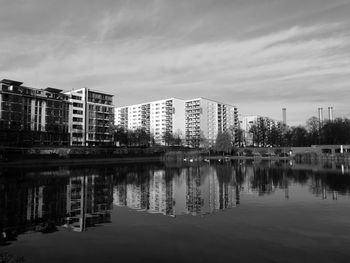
0,79,71,146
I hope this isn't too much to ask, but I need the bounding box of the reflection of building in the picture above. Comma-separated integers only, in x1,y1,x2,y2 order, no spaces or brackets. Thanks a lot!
0,79,71,146
26,186,44,221
113,181,127,206
149,170,175,215
113,166,237,217
185,167,203,215
65,175,113,232
185,98,238,147
65,88,115,146
0,176,69,243
127,174,143,210
185,166,236,215
115,98,186,145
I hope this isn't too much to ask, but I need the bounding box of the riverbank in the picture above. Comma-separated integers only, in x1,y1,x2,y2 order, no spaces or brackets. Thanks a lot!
207,156,292,161
0,156,163,167
1,145,350,167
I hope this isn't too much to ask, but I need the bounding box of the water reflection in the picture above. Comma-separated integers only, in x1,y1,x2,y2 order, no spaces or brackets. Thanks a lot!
64,175,113,232
113,166,238,216
0,169,113,246
1,161,350,246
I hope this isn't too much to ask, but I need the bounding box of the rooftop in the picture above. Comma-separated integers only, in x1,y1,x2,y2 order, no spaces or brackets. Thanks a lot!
1,79,24,86
185,97,237,108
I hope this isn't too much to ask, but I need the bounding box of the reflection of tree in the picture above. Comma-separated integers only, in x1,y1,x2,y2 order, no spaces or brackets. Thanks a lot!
310,172,350,195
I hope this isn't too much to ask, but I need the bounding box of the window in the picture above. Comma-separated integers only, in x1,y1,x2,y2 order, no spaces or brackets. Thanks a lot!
73,102,83,108
72,95,82,100
73,117,83,122
73,109,83,115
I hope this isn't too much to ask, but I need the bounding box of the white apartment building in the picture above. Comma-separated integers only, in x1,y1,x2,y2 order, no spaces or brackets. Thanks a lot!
115,98,186,145
65,88,115,146
185,98,238,147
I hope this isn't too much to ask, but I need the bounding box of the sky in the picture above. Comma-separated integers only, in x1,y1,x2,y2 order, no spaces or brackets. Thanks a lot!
1,0,350,125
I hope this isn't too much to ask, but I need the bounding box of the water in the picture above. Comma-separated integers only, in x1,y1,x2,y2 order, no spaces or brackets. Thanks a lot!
1,160,350,263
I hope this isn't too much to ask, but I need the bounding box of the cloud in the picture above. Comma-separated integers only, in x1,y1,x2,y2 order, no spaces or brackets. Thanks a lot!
1,1,350,125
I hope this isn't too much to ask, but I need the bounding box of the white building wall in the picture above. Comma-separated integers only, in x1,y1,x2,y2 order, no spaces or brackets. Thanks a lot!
172,99,186,139
150,100,166,143
186,98,237,146
127,104,142,130
65,88,87,146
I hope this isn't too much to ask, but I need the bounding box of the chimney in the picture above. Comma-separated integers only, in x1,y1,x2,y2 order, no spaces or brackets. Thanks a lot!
318,108,324,125
328,107,334,122
282,108,286,126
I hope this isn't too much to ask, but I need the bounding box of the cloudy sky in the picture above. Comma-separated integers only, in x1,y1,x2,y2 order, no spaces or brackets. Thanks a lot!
1,0,350,125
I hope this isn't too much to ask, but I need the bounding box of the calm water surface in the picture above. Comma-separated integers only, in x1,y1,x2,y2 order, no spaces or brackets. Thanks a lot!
1,160,350,263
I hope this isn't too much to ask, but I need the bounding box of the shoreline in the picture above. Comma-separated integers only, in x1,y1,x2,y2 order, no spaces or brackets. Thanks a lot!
1,153,349,168
0,155,291,168
0,156,163,168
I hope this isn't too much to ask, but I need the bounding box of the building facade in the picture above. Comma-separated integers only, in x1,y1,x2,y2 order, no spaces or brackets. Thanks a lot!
115,98,186,145
65,88,115,146
0,79,71,146
185,98,238,147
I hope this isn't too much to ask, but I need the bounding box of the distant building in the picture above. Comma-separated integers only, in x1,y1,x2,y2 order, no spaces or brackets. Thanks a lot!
65,88,115,146
115,98,186,145
185,98,238,147
239,115,283,147
116,97,238,147
0,79,71,146
239,115,259,146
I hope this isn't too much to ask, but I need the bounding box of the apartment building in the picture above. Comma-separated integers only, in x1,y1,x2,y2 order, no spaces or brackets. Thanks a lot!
65,88,114,146
115,98,186,145
0,79,71,146
185,98,238,147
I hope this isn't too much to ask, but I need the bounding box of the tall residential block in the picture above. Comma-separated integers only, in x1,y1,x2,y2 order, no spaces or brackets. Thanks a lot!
185,98,238,147
0,79,71,146
115,98,186,145
65,88,114,146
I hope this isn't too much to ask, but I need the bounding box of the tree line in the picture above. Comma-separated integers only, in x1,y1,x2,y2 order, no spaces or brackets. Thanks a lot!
113,126,183,147
246,116,350,147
